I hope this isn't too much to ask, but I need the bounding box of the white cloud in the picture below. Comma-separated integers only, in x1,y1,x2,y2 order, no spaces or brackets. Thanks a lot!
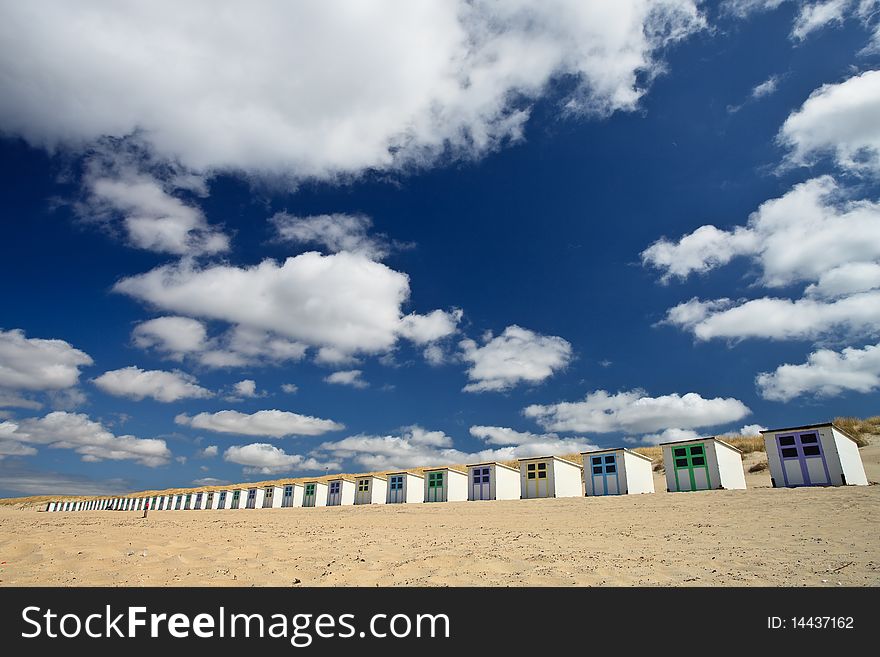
0,1,704,181
722,0,787,17
664,290,880,341
757,341,880,400
459,325,572,392
231,379,258,398
198,445,219,458
116,252,420,360
524,389,751,434
271,213,393,260
423,344,447,366
324,370,368,389
469,425,597,456
780,70,880,176
737,423,767,436
191,476,229,486
643,177,880,287
224,443,339,476
398,309,462,344
791,0,850,39
635,428,702,445
175,409,344,438
804,262,880,299
281,383,298,394
92,366,212,402
0,391,43,410
751,74,780,98
7,411,171,466
0,329,93,391
76,148,228,256
132,316,208,359
0,421,38,460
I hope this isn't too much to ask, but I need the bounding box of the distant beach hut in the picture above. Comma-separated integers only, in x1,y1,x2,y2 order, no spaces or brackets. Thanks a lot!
518,456,583,499
46,501,56,512
173,494,184,510
193,492,204,510
228,489,243,509
354,475,387,505
263,485,283,508
282,483,304,507
327,478,356,506
761,422,868,488
582,448,655,496
660,437,746,492
302,481,328,507
204,492,215,509
467,462,520,501
386,472,424,504
215,490,230,509
184,493,194,510
137,498,145,511
246,487,265,509
424,467,468,502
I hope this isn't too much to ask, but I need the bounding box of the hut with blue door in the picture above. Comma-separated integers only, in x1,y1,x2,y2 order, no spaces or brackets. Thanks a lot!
282,483,304,507
386,471,424,503
327,477,356,506
760,422,867,488
581,448,655,496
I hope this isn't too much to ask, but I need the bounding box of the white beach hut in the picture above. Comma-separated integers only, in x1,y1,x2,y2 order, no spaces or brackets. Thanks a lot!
582,448,655,496
761,422,868,488
46,501,56,512
174,494,186,510
518,456,583,499
302,481,328,507
660,437,747,492
466,462,520,501
386,472,424,504
228,488,244,509
203,491,215,509
423,467,468,502
193,492,204,510
354,475,387,505
281,483,304,507
326,478,356,506
263,485,283,508
214,490,230,509
246,487,265,509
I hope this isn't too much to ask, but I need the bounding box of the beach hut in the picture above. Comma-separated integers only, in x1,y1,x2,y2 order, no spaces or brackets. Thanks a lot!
518,456,583,499
326,478,356,506
192,492,203,510
228,489,242,509
213,490,228,509
354,475,387,505
582,448,655,496
282,483,304,507
760,422,868,488
466,462,520,501
203,491,214,509
246,487,265,509
137,498,145,511
660,437,747,492
262,485,283,508
423,467,468,503
46,501,56,512
386,472,424,504
302,481,328,507
173,494,184,510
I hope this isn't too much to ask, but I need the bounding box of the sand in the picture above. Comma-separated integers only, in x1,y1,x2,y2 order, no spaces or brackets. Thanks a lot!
1,447,878,587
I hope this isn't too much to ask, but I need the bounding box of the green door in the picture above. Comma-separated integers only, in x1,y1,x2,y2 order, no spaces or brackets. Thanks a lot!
671,443,711,491
426,471,445,502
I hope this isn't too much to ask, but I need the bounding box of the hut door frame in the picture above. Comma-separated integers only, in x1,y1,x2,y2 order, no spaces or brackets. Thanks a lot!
472,467,490,500
776,431,831,487
388,475,404,502
427,471,445,502
356,479,370,504
672,444,711,491
328,481,341,505
304,483,316,507
525,462,549,497
590,454,620,495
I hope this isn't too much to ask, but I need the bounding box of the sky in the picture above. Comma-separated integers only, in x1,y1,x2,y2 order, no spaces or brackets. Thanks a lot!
0,1,878,497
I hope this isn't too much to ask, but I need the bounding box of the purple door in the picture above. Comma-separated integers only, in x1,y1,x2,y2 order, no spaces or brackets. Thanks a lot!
776,431,831,487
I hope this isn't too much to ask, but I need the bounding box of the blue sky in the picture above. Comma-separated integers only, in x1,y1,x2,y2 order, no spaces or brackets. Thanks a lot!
1,1,878,497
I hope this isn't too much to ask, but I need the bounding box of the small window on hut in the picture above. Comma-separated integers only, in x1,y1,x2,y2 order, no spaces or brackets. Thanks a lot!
800,434,818,444
779,436,795,446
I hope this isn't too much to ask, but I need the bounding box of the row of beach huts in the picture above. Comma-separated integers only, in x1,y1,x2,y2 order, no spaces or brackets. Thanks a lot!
43,423,869,513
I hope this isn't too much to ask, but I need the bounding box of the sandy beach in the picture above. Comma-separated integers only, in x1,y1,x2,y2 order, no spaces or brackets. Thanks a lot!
1,445,878,587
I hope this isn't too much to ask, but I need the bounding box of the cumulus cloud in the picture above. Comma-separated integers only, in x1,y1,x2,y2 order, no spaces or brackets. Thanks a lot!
116,252,412,360
224,443,339,476
92,366,212,402
663,291,880,341
460,325,572,392
780,70,880,176
524,389,751,434
271,213,394,260
323,370,368,389
634,428,702,445
0,1,705,181
757,342,880,400
0,391,43,411
132,317,208,359
225,379,263,401
398,309,463,345
0,329,93,391
191,476,229,486
76,146,228,256
7,411,171,466
643,177,880,286
175,409,344,438
281,383,298,394
0,420,38,459
468,425,597,456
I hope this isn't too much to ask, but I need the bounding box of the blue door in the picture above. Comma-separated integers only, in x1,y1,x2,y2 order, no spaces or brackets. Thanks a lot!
388,475,405,503
590,454,620,495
